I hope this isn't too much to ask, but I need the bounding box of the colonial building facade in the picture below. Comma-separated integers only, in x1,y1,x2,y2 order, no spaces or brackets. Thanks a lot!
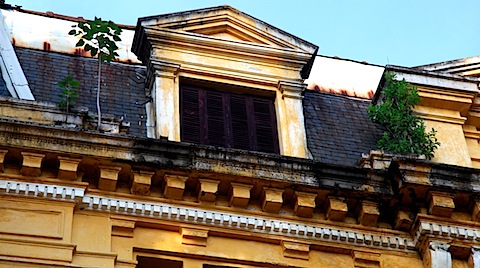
0,4,479,268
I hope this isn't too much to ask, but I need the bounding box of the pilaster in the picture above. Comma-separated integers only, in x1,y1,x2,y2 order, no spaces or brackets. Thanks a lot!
423,241,452,268
469,247,480,268
148,59,181,141
277,80,309,158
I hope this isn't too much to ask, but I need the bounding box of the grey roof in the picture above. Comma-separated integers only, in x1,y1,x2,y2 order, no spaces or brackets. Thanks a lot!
12,47,383,167
15,47,147,137
0,67,10,97
303,90,384,166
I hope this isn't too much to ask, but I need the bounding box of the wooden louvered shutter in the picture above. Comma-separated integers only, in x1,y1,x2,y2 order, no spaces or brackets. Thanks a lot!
180,86,201,143
205,91,226,147
252,97,279,154
229,94,250,150
181,84,279,154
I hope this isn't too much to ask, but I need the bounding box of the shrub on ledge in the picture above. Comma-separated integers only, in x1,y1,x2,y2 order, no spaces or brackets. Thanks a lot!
367,72,440,160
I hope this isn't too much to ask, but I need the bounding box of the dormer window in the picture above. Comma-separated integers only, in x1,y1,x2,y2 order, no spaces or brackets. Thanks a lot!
133,6,318,158
180,84,279,154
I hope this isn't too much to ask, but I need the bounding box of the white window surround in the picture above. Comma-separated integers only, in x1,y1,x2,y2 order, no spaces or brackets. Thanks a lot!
145,59,310,158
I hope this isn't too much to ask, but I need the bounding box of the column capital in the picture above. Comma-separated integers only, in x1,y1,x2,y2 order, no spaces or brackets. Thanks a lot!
278,80,306,99
429,241,450,252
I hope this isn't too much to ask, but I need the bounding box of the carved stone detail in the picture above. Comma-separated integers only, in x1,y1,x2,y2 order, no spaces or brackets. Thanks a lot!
428,191,455,218
262,187,284,213
98,165,122,192
326,196,348,222
229,182,253,208
281,240,309,260
20,152,44,177
197,179,219,203
57,156,81,181
395,210,413,231
164,175,187,200
0,149,7,172
180,227,208,247
131,171,154,195
351,251,380,268
358,201,380,227
294,191,316,218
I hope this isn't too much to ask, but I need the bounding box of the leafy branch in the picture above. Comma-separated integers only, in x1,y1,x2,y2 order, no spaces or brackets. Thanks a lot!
57,75,79,115
367,72,440,159
68,17,122,130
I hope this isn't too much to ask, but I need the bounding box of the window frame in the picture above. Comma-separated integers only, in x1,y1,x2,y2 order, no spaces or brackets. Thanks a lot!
180,84,280,154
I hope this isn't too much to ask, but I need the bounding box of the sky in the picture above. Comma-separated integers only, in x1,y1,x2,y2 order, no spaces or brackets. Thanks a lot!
9,0,480,67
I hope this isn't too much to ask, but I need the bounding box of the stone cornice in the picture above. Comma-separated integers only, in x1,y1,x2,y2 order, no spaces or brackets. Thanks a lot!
144,27,312,66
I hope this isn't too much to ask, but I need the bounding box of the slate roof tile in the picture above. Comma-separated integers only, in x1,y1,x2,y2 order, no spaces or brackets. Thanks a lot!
15,47,147,137
303,90,384,167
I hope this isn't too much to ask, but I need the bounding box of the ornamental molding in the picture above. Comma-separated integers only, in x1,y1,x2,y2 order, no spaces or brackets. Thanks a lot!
0,180,85,201
5,179,480,254
413,218,480,247
80,194,416,253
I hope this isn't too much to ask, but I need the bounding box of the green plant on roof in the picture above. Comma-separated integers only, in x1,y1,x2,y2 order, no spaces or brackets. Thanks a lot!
57,75,79,115
68,17,122,131
367,72,440,159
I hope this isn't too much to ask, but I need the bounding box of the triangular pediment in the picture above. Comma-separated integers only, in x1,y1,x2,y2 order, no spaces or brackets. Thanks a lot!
137,5,317,52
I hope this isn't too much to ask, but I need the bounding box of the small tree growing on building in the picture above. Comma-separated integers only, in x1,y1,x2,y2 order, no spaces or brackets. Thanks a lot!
367,72,440,159
68,17,122,130
57,75,79,116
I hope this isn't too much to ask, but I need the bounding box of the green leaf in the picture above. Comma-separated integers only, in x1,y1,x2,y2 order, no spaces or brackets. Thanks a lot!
76,39,85,47
90,47,98,56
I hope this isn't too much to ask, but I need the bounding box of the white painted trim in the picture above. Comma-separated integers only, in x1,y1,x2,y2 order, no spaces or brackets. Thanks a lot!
9,179,480,254
0,10,34,100
81,194,416,252
0,180,84,200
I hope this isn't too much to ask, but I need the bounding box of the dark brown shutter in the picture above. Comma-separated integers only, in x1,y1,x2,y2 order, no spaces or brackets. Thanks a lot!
181,84,279,154
205,91,226,147
180,86,201,143
230,94,250,150
253,97,279,153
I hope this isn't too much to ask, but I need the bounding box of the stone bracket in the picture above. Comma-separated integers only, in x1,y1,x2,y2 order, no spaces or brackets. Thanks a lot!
98,165,122,192
358,200,380,227
326,196,348,222
20,151,44,177
181,227,208,247
395,210,413,231
428,191,454,218
229,182,253,208
0,149,7,172
164,175,188,200
131,170,154,196
262,187,284,213
281,240,309,260
197,178,219,203
294,191,316,218
57,156,81,181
